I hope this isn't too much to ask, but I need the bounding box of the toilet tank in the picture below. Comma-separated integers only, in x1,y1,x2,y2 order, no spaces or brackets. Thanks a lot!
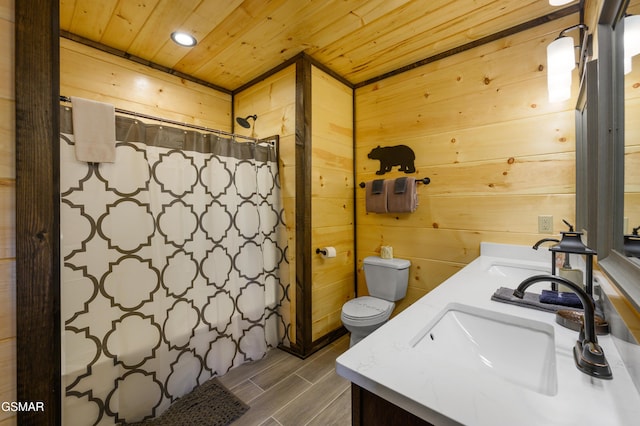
363,256,411,301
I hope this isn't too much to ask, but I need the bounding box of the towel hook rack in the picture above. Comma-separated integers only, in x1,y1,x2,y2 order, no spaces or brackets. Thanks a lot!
358,177,430,188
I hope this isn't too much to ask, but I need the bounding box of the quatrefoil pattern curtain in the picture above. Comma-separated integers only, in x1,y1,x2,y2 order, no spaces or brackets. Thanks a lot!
59,108,291,424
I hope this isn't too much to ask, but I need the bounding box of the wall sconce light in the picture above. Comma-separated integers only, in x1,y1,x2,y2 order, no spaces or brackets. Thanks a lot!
236,114,257,129
546,24,589,102
624,15,640,75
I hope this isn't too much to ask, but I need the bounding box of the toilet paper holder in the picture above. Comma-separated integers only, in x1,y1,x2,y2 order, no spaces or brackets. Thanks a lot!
315,247,336,257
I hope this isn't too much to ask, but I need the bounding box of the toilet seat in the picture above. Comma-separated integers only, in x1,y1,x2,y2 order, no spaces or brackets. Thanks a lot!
341,296,394,327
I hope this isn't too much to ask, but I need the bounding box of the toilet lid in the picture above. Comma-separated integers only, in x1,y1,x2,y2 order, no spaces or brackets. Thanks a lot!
342,296,393,320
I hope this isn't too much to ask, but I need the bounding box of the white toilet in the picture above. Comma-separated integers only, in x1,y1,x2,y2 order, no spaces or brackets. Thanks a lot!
341,256,411,347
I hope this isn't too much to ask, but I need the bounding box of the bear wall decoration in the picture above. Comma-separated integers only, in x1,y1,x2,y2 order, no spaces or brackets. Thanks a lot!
367,145,416,175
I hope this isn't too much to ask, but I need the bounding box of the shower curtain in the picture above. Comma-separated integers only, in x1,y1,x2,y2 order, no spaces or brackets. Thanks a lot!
59,107,291,425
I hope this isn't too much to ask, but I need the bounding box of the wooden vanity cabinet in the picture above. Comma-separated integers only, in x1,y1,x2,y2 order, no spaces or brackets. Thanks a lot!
351,383,434,426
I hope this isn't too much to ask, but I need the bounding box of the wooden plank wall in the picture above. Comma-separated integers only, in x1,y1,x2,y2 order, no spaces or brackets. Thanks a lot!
310,66,354,341
60,38,231,131
355,14,580,314
0,0,16,424
233,65,298,343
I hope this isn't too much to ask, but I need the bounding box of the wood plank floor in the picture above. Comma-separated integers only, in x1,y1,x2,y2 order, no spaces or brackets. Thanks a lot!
220,334,352,426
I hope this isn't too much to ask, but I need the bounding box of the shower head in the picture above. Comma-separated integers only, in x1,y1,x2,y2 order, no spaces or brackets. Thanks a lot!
236,114,257,129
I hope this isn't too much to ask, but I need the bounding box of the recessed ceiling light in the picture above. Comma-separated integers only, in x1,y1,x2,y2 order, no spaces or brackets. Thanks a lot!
171,31,197,47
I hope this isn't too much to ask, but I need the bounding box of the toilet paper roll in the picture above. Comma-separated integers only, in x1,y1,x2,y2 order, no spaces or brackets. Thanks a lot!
381,246,393,259
320,247,336,258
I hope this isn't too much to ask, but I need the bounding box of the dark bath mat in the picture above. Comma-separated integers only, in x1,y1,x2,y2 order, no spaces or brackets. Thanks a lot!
127,378,249,426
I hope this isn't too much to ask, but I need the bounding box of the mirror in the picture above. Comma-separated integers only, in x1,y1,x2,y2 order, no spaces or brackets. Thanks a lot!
576,0,640,311
624,0,640,263
590,0,640,312
575,59,598,240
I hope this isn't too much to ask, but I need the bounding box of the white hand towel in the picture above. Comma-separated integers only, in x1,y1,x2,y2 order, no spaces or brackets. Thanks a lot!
71,97,116,163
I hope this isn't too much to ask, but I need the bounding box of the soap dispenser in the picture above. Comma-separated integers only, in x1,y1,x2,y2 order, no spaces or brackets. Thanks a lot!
559,252,583,291
549,220,596,295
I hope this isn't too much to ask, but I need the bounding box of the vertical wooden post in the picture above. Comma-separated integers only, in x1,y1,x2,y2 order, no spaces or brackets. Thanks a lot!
294,54,313,356
15,0,61,424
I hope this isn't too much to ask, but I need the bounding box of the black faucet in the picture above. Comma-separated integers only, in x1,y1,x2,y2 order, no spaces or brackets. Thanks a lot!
531,238,561,289
532,238,560,250
513,275,612,379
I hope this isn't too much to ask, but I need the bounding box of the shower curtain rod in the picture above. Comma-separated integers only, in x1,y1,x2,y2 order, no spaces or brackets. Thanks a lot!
59,95,271,145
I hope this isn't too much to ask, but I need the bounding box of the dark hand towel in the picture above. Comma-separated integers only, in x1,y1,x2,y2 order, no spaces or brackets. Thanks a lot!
371,179,385,194
491,287,558,313
394,177,408,193
539,290,583,309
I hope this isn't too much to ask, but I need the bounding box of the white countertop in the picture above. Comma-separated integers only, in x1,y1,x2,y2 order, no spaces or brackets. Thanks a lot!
336,243,640,426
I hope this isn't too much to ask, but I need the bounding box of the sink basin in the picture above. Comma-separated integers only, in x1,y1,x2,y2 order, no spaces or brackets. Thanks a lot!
410,303,557,396
487,263,549,282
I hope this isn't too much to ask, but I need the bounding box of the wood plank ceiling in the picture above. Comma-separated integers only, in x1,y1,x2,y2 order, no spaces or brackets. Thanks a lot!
60,0,580,91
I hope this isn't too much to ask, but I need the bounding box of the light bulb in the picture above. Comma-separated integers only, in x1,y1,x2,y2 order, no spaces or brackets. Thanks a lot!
547,36,576,75
624,15,640,74
548,70,572,102
171,31,197,47
624,56,632,75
